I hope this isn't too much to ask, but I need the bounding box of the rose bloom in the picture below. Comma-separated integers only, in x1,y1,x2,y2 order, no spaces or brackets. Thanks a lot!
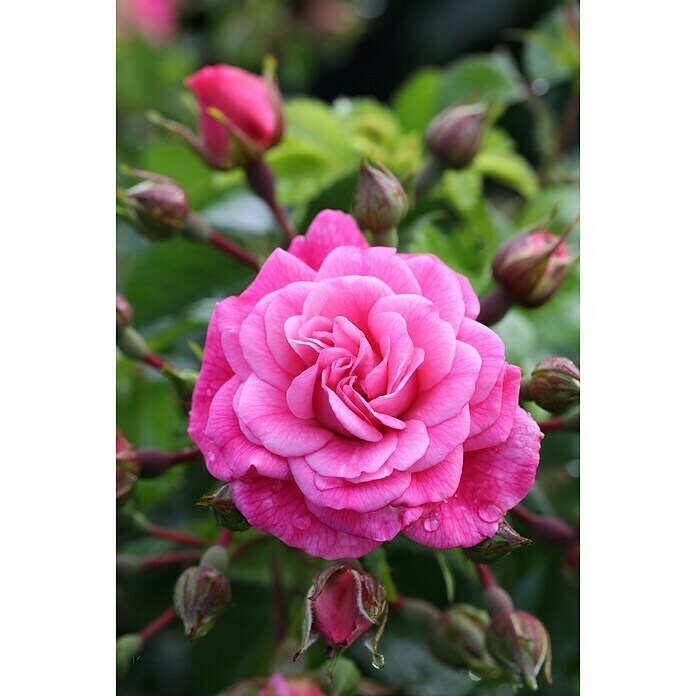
189,210,542,559
185,65,283,167
118,0,179,45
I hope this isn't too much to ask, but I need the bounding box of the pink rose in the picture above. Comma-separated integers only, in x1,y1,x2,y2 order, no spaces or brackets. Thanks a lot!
189,210,542,559
185,65,283,167
118,0,179,45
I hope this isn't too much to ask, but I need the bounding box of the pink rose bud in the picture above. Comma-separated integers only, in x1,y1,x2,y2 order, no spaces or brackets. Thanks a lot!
116,293,133,334
173,565,231,641
295,565,388,669
462,518,531,565
492,228,575,308
486,610,552,691
430,604,502,679
353,161,409,236
425,103,487,169
185,64,284,170
530,357,580,413
116,428,140,506
119,168,190,241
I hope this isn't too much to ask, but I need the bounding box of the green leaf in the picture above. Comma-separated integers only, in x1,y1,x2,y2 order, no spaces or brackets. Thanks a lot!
323,657,361,696
437,51,526,110
392,67,443,133
472,150,539,198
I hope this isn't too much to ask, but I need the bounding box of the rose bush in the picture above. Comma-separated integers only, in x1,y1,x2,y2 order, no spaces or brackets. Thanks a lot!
189,210,542,559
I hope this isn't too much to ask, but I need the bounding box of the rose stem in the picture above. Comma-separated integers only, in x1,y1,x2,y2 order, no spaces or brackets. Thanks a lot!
215,529,234,547
477,286,515,326
144,523,210,548
474,563,497,589
117,550,204,573
537,416,566,432
208,231,261,270
511,505,576,547
138,607,177,643
137,446,201,478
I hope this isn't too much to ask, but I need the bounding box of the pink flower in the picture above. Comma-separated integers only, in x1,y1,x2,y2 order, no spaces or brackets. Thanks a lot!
185,65,283,167
189,210,542,559
259,674,324,696
118,0,179,45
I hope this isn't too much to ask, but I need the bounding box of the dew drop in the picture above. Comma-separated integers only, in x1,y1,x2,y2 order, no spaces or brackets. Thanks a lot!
423,513,440,532
293,515,311,530
468,671,482,682
371,653,385,669
477,502,503,523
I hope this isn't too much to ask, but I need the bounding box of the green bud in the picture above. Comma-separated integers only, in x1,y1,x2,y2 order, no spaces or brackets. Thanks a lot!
199,545,229,574
486,611,552,691
116,634,143,679
425,103,487,169
530,357,580,413
353,160,408,236
462,518,532,564
173,566,231,641
198,483,251,532
430,604,502,679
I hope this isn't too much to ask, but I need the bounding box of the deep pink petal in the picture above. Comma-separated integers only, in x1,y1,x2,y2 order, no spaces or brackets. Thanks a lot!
456,273,481,320
288,210,369,270
240,248,316,305
410,405,470,473
231,478,380,559
286,364,318,420
403,408,541,548
457,317,506,407
217,296,254,379
204,377,291,480
304,432,399,478
317,246,422,294
235,374,333,456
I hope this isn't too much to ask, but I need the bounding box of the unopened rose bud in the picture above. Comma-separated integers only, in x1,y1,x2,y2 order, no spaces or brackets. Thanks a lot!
116,428,139,506
119,168,190,241
425,103,487,170
462,519,532,565
116,293,133,334
529,357,580,413
486,611,552,691
430,604,502,678
353,161,408,237
492,227,576,308
173,565,231,641
198,484,251,532
116,633,143,679
295,565,388,670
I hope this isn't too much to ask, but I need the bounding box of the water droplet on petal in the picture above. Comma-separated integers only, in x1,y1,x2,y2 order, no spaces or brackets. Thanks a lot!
371,653,385,669
293,515,311,530
423,513,440,532
477,502,503,523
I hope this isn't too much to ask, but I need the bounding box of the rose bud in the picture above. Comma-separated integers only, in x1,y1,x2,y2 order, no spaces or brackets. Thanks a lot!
353,160,408,237
492,227,576,308
486,611,552,691
220,674,325,696
116,428,140,506
173,565,231,641
198,483,251,532
118,167,189,241
430,604,502,679
116,633,144,679
529,357,580,413
425,102,487,170
462,518,532,565
185,63,284,170
116,293,133,334
295,565,388,669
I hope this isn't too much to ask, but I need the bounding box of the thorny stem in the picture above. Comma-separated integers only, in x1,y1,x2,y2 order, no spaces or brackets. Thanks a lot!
117,550,204,572
144,523,210,548
215,529,234,547
141,352,167,371
208,232,262,270
474,563,497,589
138,607,176,643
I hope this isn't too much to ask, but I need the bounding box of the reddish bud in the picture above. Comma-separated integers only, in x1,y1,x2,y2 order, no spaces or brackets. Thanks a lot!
116,428,139,506
116,293,133,333
425,103,487,169
486,611,552,691
119,168,190,241
173,565,231,641
295,565,388,669
492,227,576,308
530,357,580,413
220,674,325,696
353,161,408,235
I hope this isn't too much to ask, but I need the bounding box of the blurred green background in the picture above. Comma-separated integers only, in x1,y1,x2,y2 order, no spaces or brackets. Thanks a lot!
117,1,579,694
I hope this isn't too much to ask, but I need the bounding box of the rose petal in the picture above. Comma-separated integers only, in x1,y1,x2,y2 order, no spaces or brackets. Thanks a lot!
392,444,464,506
457,317,506,407
241,248,316,305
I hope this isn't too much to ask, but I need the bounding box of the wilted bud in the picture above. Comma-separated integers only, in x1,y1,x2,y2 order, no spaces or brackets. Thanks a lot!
116,293,133,334
173,565,231,641
430,604,502,678
425,103,487,169
492,227,576,308
119,168,190,241
529,357,580,413
295,565,388,670
116,633,143,679
116,428,140,506
353,161,408,235
198,484,251,532
486,611,552,691
462,518,532,565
